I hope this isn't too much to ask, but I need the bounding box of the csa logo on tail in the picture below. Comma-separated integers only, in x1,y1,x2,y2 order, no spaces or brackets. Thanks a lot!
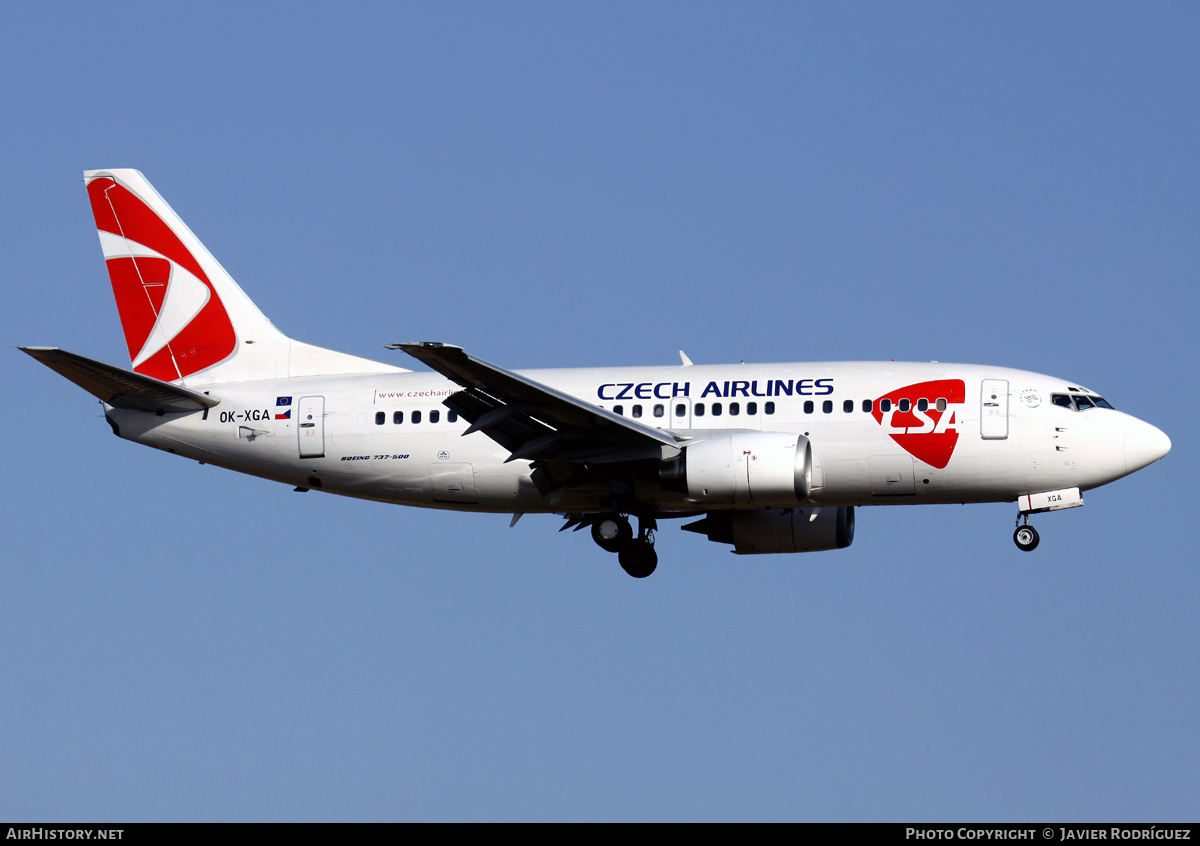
87,176,236,381
872,379,965,469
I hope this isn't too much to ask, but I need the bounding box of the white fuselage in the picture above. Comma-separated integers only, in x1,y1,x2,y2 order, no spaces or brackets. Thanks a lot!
33,169,1169,571
104,359,1167,515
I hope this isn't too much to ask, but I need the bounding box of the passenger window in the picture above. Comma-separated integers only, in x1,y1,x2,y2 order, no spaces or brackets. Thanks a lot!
614,405,624,416
375,411,385,425
765,402,775,415
747,402,757,415
653,404,664,418
898,399,910,412
936,398,947,412
917,398,928,412
430,410,440,423
803,400,814,414
822,400,833,413
862,399,872,413
448,411,458,422
711,403,722,417
412,410,422,424
729,402,740,416
843,399,853,413
675,404,686,417
393,411,404,424
880,399,892,412
632,405,643,418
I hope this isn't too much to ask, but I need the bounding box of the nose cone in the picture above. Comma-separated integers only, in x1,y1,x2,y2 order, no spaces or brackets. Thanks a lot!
1125,417,1171,475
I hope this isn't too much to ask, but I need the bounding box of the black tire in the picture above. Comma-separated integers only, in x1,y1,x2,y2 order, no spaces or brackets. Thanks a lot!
591,515,632,553
618,540,658,578
1014,525,1040,552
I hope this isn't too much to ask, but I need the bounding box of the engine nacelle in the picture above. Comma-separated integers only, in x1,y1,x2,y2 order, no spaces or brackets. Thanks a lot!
660,432,812,507
683,506,855,554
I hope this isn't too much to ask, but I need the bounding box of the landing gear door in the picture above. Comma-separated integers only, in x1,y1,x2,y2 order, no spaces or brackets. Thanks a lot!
297,395,325,458
980,379,1009,440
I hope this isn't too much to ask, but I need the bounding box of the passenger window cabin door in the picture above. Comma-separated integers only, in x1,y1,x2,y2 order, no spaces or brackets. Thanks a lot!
297,395,326,458
670,399,691,429
980,380,1009,440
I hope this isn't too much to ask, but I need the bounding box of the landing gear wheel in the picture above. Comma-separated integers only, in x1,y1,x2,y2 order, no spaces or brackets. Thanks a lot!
618,540,658,578
1014,525,1040,552
591,515,632,553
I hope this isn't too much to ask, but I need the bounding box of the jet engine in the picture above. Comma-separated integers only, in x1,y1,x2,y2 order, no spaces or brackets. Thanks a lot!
683,506,855,554
659,432,812,507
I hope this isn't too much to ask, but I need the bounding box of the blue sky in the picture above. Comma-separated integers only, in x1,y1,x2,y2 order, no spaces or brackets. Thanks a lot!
2,2,1196,821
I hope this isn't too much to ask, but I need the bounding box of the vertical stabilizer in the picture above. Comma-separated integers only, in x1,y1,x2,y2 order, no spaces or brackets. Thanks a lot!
84,169,403,384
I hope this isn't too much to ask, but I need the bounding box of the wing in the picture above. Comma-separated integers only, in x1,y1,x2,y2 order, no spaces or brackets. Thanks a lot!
389,342,681,467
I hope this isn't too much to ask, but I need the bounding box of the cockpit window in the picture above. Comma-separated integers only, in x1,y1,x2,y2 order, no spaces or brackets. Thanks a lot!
1052,393,1115,412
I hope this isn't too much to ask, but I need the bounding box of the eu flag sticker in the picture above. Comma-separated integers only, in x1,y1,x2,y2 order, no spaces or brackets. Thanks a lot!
276,396,293,407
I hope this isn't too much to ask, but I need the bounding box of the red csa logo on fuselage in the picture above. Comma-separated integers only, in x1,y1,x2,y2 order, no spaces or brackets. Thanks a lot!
872,379,966,469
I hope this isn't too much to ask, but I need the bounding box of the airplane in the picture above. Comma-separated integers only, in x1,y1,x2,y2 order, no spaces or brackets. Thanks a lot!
22,169,1172,578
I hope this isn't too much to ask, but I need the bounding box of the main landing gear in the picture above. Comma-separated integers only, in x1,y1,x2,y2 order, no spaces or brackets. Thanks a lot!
591,513,658,578
1013,514,1040,552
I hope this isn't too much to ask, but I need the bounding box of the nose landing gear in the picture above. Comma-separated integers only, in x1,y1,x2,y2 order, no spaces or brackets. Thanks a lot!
589,513,658,578
1011,487,1085,551
1013,514,1040,552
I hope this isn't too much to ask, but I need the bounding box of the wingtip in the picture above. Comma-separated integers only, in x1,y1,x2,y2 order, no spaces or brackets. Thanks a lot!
385,341,463,352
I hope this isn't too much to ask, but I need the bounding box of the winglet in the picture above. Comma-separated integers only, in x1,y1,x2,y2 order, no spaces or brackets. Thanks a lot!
679,350,693,366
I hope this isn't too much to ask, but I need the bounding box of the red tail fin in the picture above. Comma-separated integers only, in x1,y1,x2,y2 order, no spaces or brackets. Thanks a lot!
84,169,405,384
87,173,236,380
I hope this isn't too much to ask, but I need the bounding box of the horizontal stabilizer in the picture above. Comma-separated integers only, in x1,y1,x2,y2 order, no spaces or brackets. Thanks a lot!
20,347,219,414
